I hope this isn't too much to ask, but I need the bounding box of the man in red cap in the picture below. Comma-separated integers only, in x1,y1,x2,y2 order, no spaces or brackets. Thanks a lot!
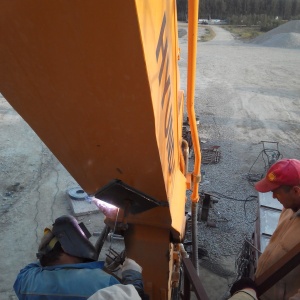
254,158,300,300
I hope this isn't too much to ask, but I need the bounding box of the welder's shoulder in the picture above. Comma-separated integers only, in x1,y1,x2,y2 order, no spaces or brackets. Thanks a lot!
18,262,41,273
13,262,42,297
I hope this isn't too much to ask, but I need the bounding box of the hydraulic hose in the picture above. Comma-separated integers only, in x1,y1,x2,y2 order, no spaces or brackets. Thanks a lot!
187,0,201,203
187,0,200,273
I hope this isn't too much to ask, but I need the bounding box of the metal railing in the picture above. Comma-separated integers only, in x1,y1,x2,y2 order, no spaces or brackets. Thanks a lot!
182,258,209,300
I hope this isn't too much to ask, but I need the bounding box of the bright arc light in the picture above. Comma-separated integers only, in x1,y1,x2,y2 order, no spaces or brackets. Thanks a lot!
92,197,118,209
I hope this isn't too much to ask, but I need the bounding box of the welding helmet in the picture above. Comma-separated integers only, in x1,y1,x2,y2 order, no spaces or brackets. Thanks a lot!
37,215,97,261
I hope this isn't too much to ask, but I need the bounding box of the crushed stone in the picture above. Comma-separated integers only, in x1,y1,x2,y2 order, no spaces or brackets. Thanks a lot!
251,20,300,49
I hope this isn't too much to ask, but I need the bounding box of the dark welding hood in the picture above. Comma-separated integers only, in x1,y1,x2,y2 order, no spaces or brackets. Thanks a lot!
52,215,97,261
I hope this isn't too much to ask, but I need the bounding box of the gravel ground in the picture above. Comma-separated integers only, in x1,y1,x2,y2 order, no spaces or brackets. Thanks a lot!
178,22,300,299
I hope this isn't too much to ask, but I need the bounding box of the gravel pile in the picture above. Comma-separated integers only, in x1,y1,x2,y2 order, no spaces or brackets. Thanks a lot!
252,20,300,49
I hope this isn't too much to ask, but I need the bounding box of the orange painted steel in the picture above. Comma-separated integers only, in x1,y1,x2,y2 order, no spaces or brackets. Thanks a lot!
0,1,200,298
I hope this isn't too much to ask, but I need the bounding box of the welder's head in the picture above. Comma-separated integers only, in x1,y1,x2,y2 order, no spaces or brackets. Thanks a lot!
37,215,97,265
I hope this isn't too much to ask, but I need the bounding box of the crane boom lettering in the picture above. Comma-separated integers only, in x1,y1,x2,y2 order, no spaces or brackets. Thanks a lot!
156,13,175,175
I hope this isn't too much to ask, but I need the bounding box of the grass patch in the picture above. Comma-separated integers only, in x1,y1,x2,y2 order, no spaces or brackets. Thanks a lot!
199,26,216,42
221,25,263,41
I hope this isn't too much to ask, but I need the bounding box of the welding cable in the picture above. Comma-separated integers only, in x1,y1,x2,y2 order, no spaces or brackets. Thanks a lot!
210,191,258,203
205,192,258,225
244,195,258,224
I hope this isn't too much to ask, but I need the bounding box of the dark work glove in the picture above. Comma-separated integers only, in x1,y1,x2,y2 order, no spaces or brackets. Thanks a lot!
230,277,257,296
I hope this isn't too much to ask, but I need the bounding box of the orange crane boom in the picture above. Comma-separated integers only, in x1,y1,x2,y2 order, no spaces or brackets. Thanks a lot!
0,1,201,298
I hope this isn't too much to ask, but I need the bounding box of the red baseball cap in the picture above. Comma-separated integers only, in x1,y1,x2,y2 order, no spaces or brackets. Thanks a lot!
255,159,300,193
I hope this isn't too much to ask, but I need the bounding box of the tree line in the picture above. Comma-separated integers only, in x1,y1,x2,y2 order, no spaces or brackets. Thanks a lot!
177,0,300,23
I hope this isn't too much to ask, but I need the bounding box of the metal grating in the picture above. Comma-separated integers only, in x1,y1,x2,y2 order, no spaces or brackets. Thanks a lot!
201,146,221,164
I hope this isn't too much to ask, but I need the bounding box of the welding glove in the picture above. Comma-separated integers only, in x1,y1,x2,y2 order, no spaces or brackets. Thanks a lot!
122,258,142,273
108,257,142,279
120,258,146,299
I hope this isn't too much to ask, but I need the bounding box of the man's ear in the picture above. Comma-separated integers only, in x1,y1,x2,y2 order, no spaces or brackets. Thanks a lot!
293,186,300,195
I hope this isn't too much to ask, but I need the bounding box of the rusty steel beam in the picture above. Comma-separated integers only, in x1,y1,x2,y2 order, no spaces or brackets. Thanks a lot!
183,258,209,300
255,241,300,296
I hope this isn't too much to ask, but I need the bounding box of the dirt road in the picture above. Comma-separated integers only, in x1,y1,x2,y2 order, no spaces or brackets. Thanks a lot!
1,24,300,299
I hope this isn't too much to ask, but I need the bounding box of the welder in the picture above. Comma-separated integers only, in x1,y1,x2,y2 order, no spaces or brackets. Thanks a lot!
13,215,145,300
